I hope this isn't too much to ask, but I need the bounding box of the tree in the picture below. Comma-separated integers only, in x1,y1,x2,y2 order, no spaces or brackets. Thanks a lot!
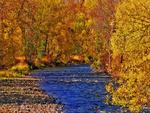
0,0,23,66
107,0,150,112
81,0,118,71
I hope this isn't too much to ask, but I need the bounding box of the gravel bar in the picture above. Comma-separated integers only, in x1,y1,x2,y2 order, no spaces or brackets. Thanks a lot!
0,76,63,113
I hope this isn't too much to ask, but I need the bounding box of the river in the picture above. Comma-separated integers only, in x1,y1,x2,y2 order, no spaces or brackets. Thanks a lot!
33,65,122,113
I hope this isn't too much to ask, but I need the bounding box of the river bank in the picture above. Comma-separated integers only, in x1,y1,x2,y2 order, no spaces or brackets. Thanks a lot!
0,76,63,113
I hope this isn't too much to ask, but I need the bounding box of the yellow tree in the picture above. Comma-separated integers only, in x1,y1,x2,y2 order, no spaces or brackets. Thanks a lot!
81,0,118,71
107,0,150,112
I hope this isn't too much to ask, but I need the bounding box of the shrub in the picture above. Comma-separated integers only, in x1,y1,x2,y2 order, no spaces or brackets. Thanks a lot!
0,71,23,78
11,63,29,75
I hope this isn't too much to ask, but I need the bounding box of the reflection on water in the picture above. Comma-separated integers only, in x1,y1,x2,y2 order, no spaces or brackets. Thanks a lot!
33,65,121,113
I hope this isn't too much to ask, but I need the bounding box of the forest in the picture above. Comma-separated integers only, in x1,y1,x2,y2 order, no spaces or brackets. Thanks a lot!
0,0,149,112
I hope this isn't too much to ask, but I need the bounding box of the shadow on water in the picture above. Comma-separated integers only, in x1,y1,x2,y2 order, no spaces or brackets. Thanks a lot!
33,65,122,113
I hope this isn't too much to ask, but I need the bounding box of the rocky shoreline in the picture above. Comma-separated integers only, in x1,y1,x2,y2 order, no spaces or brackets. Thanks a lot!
0,76,63,113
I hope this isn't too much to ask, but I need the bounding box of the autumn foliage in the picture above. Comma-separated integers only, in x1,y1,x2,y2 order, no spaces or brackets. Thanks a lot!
106,0,150,112
0,0,149,112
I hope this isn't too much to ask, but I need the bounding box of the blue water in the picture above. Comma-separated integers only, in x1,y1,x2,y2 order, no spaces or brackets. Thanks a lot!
33,65,121,113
